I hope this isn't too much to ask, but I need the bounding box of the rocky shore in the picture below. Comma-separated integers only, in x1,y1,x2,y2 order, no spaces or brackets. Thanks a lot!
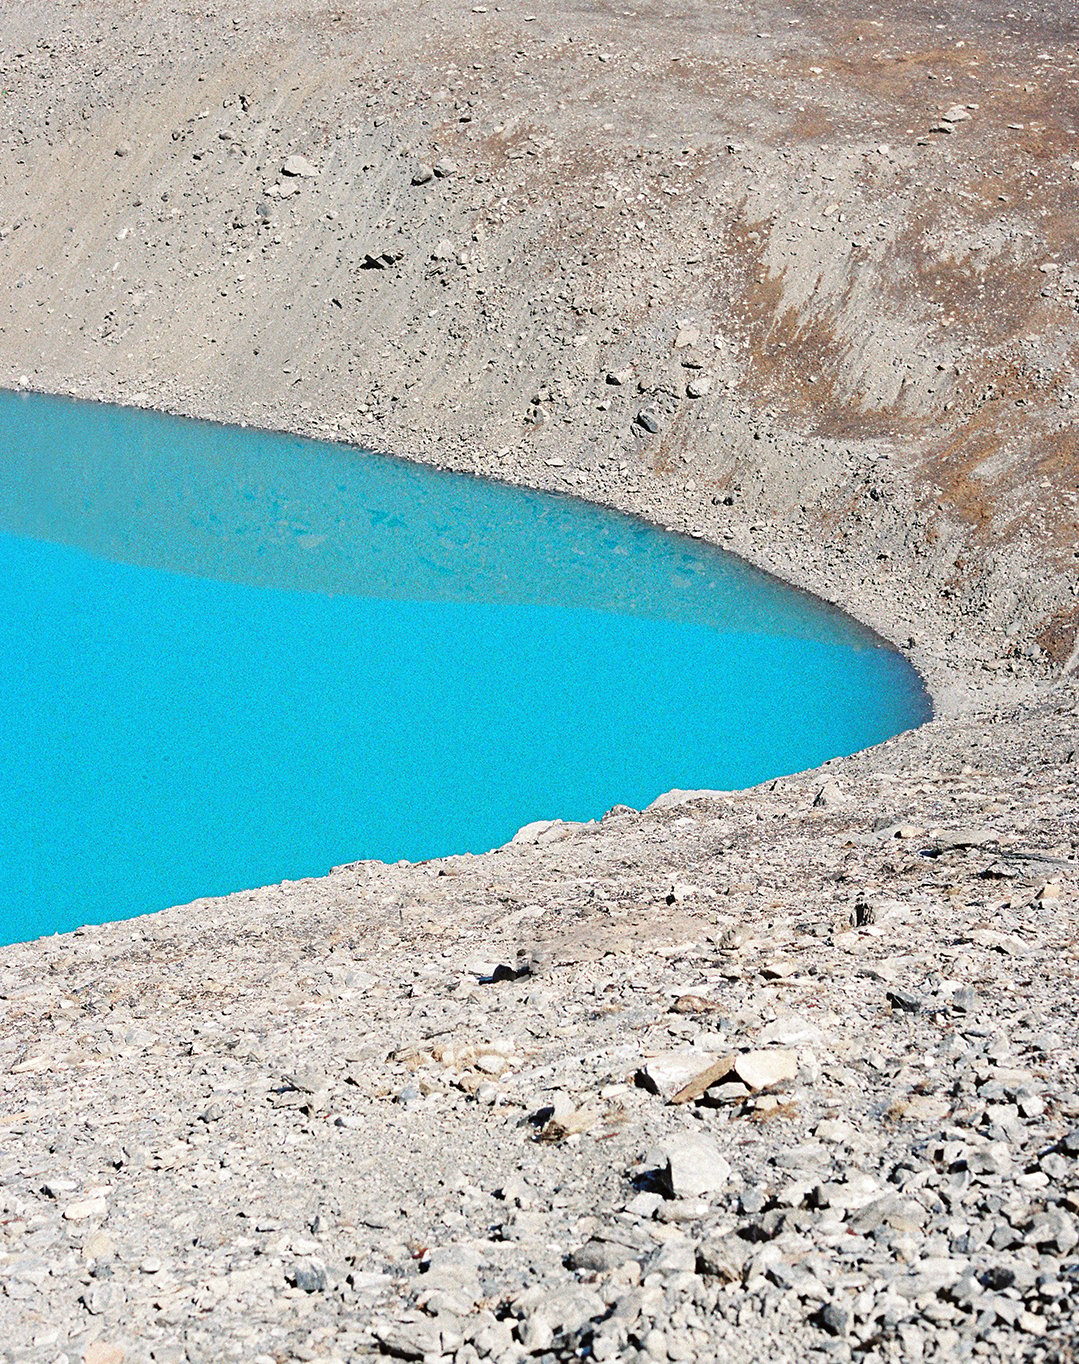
0,1,1077,1361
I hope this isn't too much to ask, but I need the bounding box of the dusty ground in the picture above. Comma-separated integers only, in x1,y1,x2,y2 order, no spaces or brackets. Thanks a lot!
0,1,1077,1361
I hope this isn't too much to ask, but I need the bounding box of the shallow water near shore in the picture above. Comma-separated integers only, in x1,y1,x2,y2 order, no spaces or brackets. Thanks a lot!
0,391,931,944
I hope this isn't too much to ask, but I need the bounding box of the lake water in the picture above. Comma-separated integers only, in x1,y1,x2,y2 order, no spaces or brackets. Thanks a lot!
0,391,931,945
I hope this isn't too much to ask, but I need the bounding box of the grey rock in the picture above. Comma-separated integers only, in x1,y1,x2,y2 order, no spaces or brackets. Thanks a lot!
820,1298,854,1336
374,1319,443,1359
697,1233,752,1282
289,1259,327,1292
887,989,924,1014
566,1237,638,1273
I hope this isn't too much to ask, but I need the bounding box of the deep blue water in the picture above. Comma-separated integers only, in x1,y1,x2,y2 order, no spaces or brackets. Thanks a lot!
0,391,930,945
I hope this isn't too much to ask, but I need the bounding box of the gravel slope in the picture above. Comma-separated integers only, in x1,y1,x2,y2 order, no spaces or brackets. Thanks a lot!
0,2,1077,1362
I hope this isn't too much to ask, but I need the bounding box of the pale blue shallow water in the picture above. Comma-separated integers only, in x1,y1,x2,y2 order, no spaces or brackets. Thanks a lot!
0,391,931,945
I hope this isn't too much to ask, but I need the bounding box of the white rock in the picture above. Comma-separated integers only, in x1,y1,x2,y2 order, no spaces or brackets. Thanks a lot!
63,1196,108,1221
660,1134,732,1197
734,1049,798,1091
647,788,727,810
813,781,847,808
509,818,584,845
758,1014,824,1047
281,154,319,178
814,1118,857,1144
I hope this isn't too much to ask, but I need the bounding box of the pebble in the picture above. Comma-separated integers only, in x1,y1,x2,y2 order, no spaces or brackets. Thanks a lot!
733,1048,798,1091
63,1196,108,1221
281,153,319,177
660,1135,732,1197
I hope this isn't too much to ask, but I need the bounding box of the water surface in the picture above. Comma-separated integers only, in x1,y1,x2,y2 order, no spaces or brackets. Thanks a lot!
0,392,930,944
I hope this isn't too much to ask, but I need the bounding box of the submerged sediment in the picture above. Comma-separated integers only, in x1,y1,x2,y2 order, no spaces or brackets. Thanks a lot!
0,1,1077,1361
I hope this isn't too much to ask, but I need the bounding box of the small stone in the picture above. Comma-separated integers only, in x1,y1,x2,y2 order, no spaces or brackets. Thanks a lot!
114,141,132,158
606,367,634,385
707,1080,752,1103
519,1313,554,1351
281,154,319,177
887,989,924,1014
1026,1208,1078,1254
813,781,847,808
636,410,661,434
645,1238,696,1276
942,105,971,122
686,377,711,398
83,1232,115,1260
42,1177,79,1199
81,1282,114,1315
84,1346,125,1364
814,1119,856,1144
290,1259,327,1292
821,1299,854,1336
625,1191,664,1218
660,1134,732,1197
734,1049,798,1091
373,1320,442,1359
473,1319,516,1357
697,1232,752,1281
567,1237,638,1273
642,1328,668,1359
433,158,459,177
674,326,700,349
362,249,404,269
64,1196,108,1221
412,164,434,185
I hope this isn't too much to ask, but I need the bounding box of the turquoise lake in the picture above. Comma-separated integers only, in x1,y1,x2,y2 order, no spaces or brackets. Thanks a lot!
0,391,931,945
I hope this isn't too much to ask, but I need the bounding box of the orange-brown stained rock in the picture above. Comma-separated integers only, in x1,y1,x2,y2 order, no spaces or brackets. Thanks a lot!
669,1054,737,1105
